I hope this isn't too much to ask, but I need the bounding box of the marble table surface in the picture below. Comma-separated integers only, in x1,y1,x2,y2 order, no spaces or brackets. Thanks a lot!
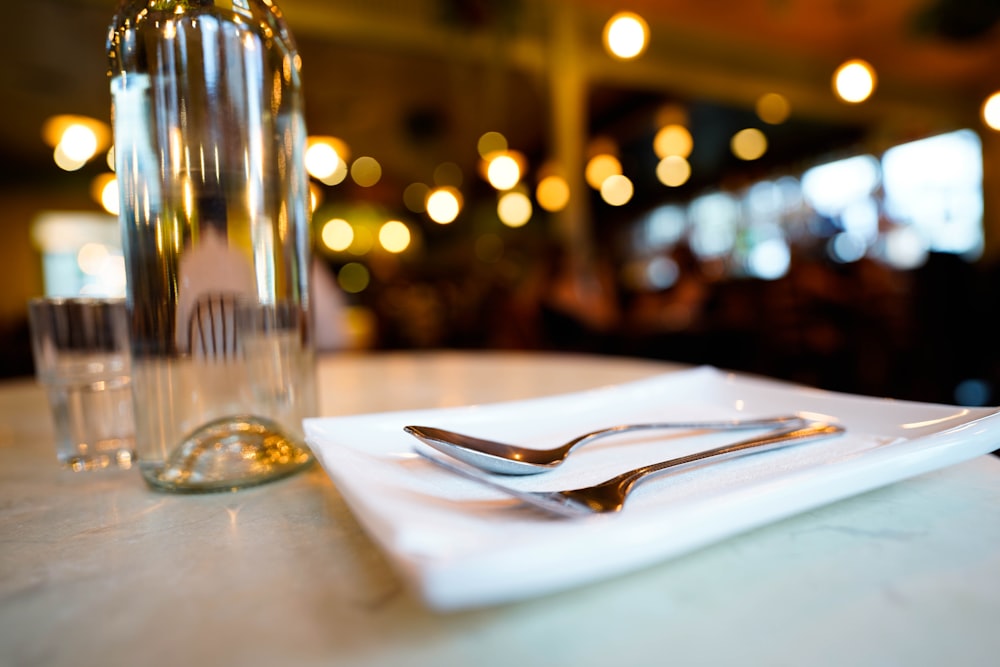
2,351,999,667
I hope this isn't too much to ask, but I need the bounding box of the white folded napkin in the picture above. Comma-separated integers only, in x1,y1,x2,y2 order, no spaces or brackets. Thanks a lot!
304,367,1000,611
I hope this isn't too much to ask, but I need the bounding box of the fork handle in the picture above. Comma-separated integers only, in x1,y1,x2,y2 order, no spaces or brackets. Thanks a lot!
608,421,845,497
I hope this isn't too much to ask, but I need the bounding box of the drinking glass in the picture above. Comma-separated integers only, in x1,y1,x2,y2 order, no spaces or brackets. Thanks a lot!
28,297,135,471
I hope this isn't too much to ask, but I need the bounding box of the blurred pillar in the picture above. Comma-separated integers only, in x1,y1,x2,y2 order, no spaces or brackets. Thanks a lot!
546,0,592,270
980,128,1000,266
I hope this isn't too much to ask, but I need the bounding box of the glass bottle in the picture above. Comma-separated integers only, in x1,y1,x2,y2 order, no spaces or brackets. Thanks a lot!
107,0,317,492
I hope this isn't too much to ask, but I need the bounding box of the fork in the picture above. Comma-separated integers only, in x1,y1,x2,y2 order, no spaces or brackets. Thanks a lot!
416,421,845,518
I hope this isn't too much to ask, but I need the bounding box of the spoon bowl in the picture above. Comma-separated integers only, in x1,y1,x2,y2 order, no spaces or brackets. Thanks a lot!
404,414,805,475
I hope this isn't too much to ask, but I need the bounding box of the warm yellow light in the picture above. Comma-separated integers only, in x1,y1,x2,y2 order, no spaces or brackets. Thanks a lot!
536,175,570,212
379,220,411,253
403,182,430,213
42,114,111,152
600,174,633,206
731,128,768,160
320,218,354,252
756,93,790,124
100,178,120,216
585,154,622,190
653,124,693,159
309,182,323,212
497,191,532,228
982,92,1000,130
427,187,462,224
53,145,86,171
604,12,649,60
350,156,382,187
60,124,99,163
338,262,370,294
305,140,347,184
319,160,348,186
348,226,375,256
305,141,336,178
89,173,120,215
656,155,691,187
833,59,876,104
486,154,521,190
477,131,508,158
307,135,350,161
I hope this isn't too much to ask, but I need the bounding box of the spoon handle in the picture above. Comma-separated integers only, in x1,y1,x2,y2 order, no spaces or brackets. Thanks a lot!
563,415,806,455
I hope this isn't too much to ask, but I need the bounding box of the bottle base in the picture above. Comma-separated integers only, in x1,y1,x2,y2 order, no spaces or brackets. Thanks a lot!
140,414,313,493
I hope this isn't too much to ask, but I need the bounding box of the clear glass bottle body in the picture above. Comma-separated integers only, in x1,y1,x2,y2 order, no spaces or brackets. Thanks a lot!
108,0,316,492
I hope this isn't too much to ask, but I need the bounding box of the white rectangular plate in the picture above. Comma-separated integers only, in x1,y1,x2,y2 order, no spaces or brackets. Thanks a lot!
304,366,1000,611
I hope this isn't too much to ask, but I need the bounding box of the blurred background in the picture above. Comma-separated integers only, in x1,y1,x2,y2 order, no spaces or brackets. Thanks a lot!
3,0,1000,406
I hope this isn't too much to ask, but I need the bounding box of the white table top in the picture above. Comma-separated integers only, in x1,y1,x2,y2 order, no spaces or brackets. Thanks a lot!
2,350,999,667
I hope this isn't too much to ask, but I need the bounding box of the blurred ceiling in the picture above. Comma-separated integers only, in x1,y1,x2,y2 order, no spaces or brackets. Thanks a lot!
3,0,1000,204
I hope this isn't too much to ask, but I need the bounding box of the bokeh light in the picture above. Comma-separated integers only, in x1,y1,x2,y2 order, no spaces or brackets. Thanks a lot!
653,124,693,159
403,182,430,213
43,115,111,171
731,128,768,160
306,136,350,185
59,124,99,162
77,243,110,275
656,155,691,187
427,187,462,224
536,175,570,212
320,218,354,252
833,59,877,104
378,220,411,253
350,156,382,187
982,92,1000,130
756,93,791,124
305,142,340,180
497,191,532,227
603,12,649,60
477,131,508,158
309,182,323,212
486,154,521,190
600,174,633,206
585,154,622,190
337,262,370,293
91,173,119,215
349,226,375,256
746,238,791,280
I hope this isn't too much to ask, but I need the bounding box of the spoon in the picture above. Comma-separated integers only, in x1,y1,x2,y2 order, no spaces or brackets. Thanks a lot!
404,414,805,475
416,421,845,518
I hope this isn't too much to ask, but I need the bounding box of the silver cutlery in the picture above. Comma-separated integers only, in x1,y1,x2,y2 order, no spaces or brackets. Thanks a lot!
416,421,845,518
404,415,805,475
